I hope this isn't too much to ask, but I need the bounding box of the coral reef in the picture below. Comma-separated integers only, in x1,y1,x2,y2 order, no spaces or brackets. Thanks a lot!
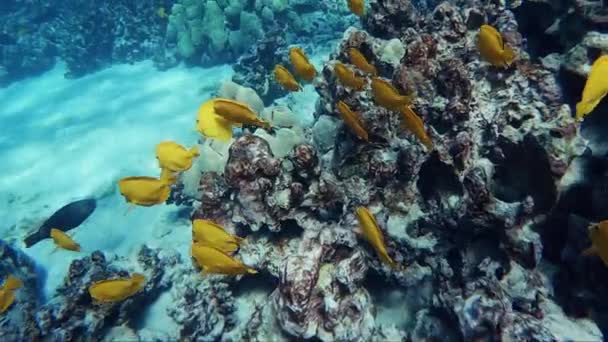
166,0,608,340
4,0,608,340
0,0,174,83
232,29,290,104
0,241,41,340
2,246,179,340
164,0,353,69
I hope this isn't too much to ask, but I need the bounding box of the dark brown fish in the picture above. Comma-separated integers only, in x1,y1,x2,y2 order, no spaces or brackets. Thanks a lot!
24,199,96,247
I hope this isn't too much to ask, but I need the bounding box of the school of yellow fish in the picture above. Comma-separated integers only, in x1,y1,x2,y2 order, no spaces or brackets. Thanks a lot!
5,0,607,315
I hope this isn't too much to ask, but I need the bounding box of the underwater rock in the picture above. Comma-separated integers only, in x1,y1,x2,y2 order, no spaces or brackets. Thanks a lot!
167,272,236,341
225,135,282,231
30,246,176,341
24,198,96,248
232,29,289,104
0,241,41,339
273,241,375,341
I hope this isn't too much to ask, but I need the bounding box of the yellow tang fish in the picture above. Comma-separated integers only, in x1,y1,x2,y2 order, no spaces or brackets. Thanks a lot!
0,275,23,314
289,47,317,82
274,65,302,92
155,141,200,172
477,24,516,69
192,219,245,254
348,48,377,76
334,62,366,91
583,220,608,267
196,99,234,141
213,98,271,130
347,0,365,16
576,55,608,121
50,228,80,252
355,207,398,268
118,176,172,207
191,243,258,275
336,101,369,142
89,273,146,303
371,78,413,111
400,106,433,149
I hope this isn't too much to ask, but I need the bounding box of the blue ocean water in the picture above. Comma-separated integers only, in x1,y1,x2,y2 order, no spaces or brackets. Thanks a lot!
1,0,608,341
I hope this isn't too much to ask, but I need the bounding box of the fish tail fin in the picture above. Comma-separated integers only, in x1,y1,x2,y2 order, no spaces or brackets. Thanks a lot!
131,273,146,287
235,236,246,245
421,134,434,150
401,95,414,106
380,253,398,269
4,275,23,291
502,46,516,67
189,146,200,157
263,120,272,131
576,98,601,121
24,232,40,248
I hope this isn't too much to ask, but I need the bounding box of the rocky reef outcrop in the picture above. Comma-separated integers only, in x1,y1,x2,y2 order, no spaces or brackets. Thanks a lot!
165,0,606,340
0,0,175,84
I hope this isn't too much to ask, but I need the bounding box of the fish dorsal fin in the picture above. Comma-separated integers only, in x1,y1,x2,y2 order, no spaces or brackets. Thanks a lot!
214,98,253,112
194,219,226,233
214,99,256,124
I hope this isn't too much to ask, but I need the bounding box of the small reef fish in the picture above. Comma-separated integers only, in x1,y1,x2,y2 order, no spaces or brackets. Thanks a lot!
196,99,234,141
583,220,608,267
477,24,516,69
155,141,200,172
192,219,245,254
50,228,80,252
371,78,413,111
400,106,433,149
191,243,258,275
576,55,608,121
348,48,377,76
347,0,365,16
118,176,171,207
0,275,22,314
334,62,366,91
355,207,398,268
336,101,369,141
24,198,96,248
196,98,271,142
289,47,317,82
213,98,271,130
274,65,302,92
89,273,146,303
